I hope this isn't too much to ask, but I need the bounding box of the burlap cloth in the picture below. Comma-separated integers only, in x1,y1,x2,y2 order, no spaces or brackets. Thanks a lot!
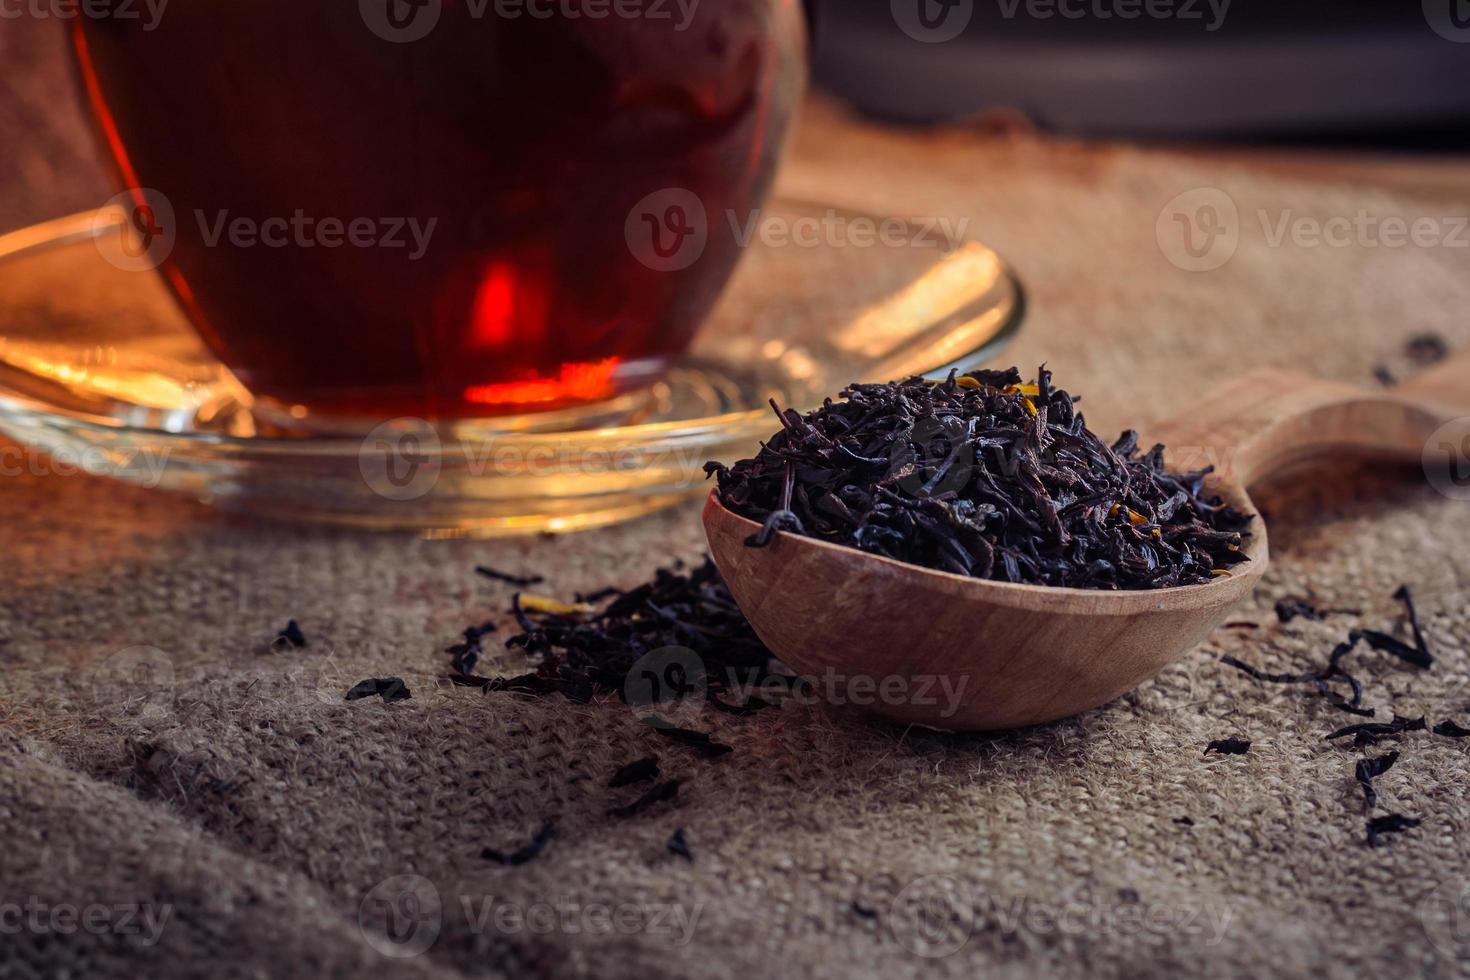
3,24,1469,980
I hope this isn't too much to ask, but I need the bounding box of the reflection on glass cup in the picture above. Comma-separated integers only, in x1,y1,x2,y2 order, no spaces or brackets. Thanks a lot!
72,2,807,420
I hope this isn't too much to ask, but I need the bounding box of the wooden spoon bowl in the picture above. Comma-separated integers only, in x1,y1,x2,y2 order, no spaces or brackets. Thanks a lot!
705,354,1468,731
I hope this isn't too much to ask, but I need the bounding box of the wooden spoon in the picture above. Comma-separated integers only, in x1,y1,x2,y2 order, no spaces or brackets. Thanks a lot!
704,351,1469,731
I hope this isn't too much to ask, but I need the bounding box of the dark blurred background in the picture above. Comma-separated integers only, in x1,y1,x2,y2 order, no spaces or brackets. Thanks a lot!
810,1,1470,145
3,2,1469,236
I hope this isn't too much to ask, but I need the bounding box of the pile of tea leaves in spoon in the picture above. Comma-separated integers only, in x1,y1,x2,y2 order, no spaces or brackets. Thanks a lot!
706,366,1251,590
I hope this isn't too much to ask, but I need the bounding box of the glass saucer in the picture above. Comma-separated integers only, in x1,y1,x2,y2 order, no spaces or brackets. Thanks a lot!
0,199,1023,536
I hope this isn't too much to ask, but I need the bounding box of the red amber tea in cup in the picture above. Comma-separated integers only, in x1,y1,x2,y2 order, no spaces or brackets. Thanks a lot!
72,2,804,418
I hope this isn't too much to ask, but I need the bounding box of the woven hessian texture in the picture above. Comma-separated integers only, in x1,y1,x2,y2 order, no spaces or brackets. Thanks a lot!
3,22,1469,980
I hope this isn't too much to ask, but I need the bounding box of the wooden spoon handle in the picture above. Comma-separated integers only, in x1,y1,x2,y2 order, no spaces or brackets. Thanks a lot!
1150,348,1470,487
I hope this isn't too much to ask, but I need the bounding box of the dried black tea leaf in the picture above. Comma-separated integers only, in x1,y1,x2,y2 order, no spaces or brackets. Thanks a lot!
276,619,307,649
476,566,546,587
667,828,693,862
1327,716,1425,747
645,720,734,759
378,678,412,703
1220,654,1372,717
1355,630,1433,670
1172,816,1195,827
446,620,498,677
1274,599,1358,625
1222,586,1437,718
851,901,879,919
707,367,1252,590
609,757,660,788
1311,590,1435,683
1432,720,1470,738
746,502,806,549
1204,736,1250,756
1322,587,1435,675
1220,656,1320,686
1376,335,1449,387
607,779,682,819
1405,332,1449,366
447,644,479,677
345,677,412,704
1392,584,1432,664
1366,813,1420,848
345,679,379,701
475,559,776,705
1275,599,1318,624
1326,697,1377,719
1355,751,1399,810
482,819,555,866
